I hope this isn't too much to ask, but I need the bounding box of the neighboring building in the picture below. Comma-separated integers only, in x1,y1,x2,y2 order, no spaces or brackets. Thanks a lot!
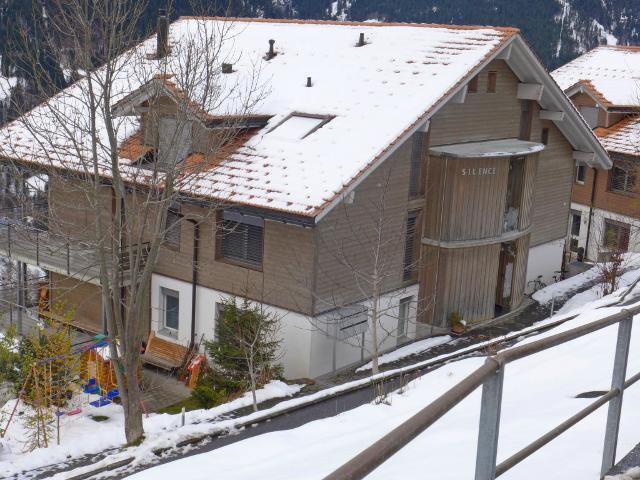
553,46,640,262
0,18,608,378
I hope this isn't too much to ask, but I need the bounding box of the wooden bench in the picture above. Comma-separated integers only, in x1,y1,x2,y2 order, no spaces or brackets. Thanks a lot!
141,331,190,370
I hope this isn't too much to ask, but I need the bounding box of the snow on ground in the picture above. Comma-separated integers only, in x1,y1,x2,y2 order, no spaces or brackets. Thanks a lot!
606,467,640,480
533,254,640,305
125,287,640,479
0,380,302,477
356,335,452,372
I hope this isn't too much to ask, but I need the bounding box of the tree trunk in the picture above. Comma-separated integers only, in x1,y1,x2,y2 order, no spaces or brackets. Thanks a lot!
122,356,144,444
248,353,258,412
370,276,381,375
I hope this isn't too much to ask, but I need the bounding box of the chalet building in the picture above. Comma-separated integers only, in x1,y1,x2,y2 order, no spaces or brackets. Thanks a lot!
553,46,640,262
0,18,608,378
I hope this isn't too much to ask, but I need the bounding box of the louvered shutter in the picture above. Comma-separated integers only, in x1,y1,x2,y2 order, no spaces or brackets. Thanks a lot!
403,212,417,281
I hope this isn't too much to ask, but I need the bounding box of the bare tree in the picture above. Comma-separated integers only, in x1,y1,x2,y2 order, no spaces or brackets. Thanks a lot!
0,1,265,443
310,161,432,376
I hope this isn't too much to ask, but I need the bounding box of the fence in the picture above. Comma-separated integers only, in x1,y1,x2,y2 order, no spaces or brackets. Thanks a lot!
0,220,149,282
324,305,640,480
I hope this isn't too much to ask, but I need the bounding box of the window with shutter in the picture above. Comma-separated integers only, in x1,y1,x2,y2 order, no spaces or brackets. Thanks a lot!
408,132,424,198
218,211,264,268
403,212,418,281
603,219,630,252
610,163,636,194
164,208,181,249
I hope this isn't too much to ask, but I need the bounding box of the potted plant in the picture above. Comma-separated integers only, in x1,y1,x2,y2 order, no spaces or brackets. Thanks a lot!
449,311,466,334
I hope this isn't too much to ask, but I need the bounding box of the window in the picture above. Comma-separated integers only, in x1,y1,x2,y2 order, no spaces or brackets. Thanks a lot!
610,163,635,193
161,288,179,333
570,211,581,237
398,296,412,339
519,100,534,141
269,114,330,140
403,211,419,281
408,132,424,197
603,219,630,252
468,75,479,93
487,71,498,93
503,157,525,233
575,163,586,184
218,210,264,268
163,206,181,249
541,128,549,146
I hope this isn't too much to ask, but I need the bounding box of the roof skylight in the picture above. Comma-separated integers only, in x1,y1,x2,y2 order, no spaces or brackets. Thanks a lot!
269,114,329,140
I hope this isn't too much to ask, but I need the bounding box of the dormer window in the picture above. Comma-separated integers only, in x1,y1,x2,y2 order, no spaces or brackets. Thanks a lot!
269,114,332,140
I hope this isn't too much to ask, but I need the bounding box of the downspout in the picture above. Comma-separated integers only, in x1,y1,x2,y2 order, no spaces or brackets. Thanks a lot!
187,219,200,350
584,169,598,261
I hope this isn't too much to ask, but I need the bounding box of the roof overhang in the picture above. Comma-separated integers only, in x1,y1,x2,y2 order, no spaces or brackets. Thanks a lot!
430,139,545,158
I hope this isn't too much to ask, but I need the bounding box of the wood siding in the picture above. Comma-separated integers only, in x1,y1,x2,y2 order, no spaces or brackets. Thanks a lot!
313,141,412,315
511,234,530,308
421,243,500,327
424,156,509,242
429,60,521,146
153,204,316,315
529,121,574,246
49,272,102,332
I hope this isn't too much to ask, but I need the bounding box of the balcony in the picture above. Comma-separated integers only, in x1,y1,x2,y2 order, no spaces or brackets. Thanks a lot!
0,219,150,285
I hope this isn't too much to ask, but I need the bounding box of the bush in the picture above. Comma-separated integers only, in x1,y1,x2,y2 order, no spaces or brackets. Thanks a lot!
191,385,228,409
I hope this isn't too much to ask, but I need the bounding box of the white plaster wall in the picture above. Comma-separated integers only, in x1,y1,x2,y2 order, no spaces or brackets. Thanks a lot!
526,239,565,293
308,284,419,378
150,274,312,379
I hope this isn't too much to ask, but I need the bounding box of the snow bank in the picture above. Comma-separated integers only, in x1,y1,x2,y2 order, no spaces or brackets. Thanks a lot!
124,290,640,479
533,254,640,305
606,467,640,480
356,335,452,372
0,380,302,477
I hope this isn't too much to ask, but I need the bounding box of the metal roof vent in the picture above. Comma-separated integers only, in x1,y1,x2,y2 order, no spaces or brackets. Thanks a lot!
357,32,366,47
266,39,276,60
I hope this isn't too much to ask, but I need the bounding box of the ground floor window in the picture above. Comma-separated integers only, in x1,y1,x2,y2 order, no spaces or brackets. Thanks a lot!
397,296,412,339
161,287,179,333
570,211,582,252
603,219,630,252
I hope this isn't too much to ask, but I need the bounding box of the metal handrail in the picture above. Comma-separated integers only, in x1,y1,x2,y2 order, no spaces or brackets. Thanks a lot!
323,305,640,480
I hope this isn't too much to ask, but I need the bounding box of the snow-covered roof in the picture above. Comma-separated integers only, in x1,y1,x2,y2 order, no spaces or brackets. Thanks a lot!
0,18,520,217
596,116,640,157
552,46,640,108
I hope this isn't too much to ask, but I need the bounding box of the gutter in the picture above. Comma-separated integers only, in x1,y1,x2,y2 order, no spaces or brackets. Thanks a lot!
187,219,200,349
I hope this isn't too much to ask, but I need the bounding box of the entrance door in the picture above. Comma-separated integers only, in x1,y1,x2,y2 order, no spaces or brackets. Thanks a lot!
496,242,517,312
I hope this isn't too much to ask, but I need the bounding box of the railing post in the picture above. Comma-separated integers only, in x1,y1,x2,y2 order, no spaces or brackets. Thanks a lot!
600,310,633,476
7,223,11,257
475,358,505,480
35,230,39,266
66,240,70,275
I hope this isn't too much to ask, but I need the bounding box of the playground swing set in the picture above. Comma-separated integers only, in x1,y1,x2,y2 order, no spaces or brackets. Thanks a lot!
0,334,138,445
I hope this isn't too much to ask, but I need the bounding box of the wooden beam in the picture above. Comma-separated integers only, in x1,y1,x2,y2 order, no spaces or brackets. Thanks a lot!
517,83,544,101
573,150,595,163
539,110,565,121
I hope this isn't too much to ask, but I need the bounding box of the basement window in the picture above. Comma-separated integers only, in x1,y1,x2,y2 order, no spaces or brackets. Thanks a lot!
217,210,264,269
269,114,331,140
